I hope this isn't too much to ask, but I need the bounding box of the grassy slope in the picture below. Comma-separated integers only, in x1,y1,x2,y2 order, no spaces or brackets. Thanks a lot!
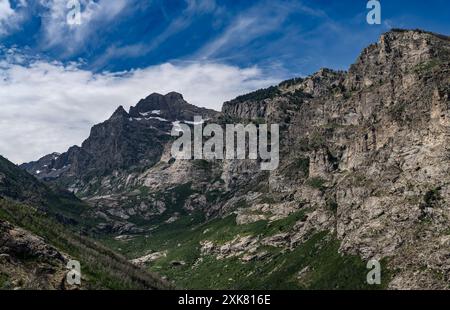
1,155,172,289
102,211,391,290
0,155,90,226
0,198,170,290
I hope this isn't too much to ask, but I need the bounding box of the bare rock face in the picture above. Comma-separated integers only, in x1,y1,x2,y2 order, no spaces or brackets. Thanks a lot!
200,235,261,261
130,251,167,266
218,29,450,289
236,201,300,225
0,220,69,290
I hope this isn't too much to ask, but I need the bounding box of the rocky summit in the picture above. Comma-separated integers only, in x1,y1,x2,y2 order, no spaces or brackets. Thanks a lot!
16,29,450,289
21,92,219,184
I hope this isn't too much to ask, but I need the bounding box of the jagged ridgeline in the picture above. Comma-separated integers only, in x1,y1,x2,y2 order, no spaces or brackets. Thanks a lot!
10,29,450,289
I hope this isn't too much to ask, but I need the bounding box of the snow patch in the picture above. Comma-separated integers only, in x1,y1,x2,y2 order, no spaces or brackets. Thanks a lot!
184,119,205,125
140,110,161,117
147,117,168,122
172,121,183,133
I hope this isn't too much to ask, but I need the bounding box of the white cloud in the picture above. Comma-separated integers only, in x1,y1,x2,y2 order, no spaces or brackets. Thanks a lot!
0,0,14,20
0,0,25,35
196,0,323,60
39,0,129,54
0,53,279,164
92,0,221,67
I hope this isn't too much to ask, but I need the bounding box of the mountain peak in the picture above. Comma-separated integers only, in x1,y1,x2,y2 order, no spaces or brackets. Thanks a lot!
142,92,184,102
111,105,129,119
129,91,195,119
382,28,450,41
373,28,450,54
145,92,164,99
165,91,184,100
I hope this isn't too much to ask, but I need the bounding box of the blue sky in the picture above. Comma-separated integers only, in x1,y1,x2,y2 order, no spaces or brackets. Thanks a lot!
0,0,449,163
2,0,449,76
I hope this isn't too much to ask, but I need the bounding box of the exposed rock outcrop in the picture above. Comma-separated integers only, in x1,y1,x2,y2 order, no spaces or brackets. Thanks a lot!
0,219,68,290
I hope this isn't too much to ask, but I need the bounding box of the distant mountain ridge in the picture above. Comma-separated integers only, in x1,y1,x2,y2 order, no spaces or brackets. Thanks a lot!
21,92,219,185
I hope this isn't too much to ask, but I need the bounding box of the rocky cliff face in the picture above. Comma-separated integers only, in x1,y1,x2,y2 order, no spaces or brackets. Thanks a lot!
22,29,450,289
215,29,450,289
22,92,219,188
0,219,68,290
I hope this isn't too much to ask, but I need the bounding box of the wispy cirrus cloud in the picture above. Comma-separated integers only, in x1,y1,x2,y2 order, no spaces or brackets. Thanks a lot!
92,0,222,68
196,1,293,60
38,0,132,54
193,0,326,75
147,0,218,52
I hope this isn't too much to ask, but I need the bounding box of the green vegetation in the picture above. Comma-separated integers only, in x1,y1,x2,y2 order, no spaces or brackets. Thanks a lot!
139,186,150,196
81,178,103,197
391,29,450,42
101,209,390,290
422,187,442,209
346,172,373,187
306,177,327,191
326,198,339,213
259,194,277,204
167,183,196,209
389,101,407,121
309,132,327,150
413,59,441,74
444,228,450,236
0,199,169,290
192,159,213,171
125,183,200,228
0,273,10,289
322,122,346,130
229,86,281,104
0,155,48,202
288,90,313,105
234,198,250,209
178,231,390,290
282,156,310,178
343,91,354,99
250,117,267,125
330,84,347,95
295,156,310,177
279,77,303,88
0,155,91,228
206,189,223,203
264,210,307,236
